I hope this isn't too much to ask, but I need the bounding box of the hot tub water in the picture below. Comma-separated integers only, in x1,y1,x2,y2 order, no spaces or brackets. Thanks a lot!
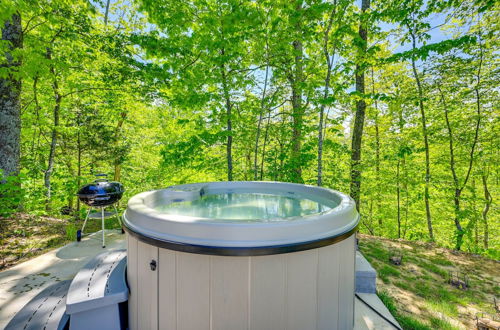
153,190,337,221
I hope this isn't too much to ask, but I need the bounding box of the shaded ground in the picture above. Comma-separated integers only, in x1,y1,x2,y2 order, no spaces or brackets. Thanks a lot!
0,230,125,329
358,233,500,330
0,212,122,270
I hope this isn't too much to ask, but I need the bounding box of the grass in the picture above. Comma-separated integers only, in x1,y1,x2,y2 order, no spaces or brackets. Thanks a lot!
429,317,459,330
0,211,123,270
378,264,401,283
429,256,454,266
427,300,458,317
359,233,500,330
378,291,432,330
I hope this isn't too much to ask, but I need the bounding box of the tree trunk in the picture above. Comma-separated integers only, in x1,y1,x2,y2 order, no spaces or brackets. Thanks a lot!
409,31,434,241
472,179,478,248
438,60,482,250
363,199,374,235
349,0,370,210
219,59,233,181
289,1,304,183
254,64,269,180
104,0,111,25
76,128,82,213
259,106,272,180
113,112,127,182
318,3,337,186
396,158,401,238
44,48,61,211
371,68,381,224
0,13,22,180
439,85,463,240
403,155,409,239
481,173,491,249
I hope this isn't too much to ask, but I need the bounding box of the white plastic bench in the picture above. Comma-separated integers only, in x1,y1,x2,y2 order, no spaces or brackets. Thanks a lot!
5,280,71,330
66,249,128,330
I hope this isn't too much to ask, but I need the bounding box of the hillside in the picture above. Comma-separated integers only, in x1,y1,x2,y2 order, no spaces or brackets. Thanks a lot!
358,234,500,329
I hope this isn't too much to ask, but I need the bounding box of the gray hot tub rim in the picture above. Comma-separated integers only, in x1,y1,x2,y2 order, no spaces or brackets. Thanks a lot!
122,181,359,256
122,221,359,256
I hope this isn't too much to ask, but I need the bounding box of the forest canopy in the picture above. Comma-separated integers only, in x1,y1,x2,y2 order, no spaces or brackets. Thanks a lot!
0,0,498,257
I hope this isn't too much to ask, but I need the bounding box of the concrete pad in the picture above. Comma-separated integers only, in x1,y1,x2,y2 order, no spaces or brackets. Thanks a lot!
0,230,126,329
354,292,401,329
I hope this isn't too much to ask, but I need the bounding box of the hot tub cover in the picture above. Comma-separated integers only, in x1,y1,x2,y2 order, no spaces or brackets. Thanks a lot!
123,181,359,255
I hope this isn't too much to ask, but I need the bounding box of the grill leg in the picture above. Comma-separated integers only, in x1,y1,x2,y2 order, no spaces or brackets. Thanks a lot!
113,205,125,234
101,207,105,248
113,205,121,226
81,208,92,234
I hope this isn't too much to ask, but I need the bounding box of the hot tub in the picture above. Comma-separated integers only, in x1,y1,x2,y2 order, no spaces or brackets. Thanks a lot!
123,181,359,330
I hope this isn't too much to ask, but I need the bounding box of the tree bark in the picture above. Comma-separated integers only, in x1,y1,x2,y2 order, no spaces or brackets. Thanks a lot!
438,66,482,250
259,105,272,180
439,85,462,235
104,0,111,25
371,68,381,224
409,31,434,241
113,112,127,181
403,154,409,239
254,64,269,180
0,13,22,180
472,179,478,247
349,0,370,210
481,173,491,249
289,1,304,183
396,158,401,238
76,127,82,213
44,48,62,211
220,59,233,181
363,199,374,235
318,3,337,186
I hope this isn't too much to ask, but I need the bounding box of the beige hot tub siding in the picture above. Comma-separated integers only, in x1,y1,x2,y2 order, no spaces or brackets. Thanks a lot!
127,234,356,330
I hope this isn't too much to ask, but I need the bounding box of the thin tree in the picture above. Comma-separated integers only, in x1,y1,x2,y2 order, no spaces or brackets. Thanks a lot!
253,39,270,180
318,0,338,186
350,0,370,209
44,46,62,211
437,47,483,250
289,0,305,183
481,169,492,249
371,68,381,223
408,24,434,241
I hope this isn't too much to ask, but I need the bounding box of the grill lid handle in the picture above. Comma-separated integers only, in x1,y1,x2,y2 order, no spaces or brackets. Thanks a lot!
94,173,109,183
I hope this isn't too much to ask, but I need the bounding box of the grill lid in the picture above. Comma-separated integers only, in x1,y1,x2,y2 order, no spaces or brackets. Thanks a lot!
77,179,124,197
77,175,124,207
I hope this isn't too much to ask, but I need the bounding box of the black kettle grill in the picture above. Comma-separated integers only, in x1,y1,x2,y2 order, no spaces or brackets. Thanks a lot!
77,176,124,207
76,174,125,247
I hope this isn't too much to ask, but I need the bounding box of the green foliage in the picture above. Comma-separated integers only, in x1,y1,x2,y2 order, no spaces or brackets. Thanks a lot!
0,171,24,217
65,223,77,241
0,0,496,257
